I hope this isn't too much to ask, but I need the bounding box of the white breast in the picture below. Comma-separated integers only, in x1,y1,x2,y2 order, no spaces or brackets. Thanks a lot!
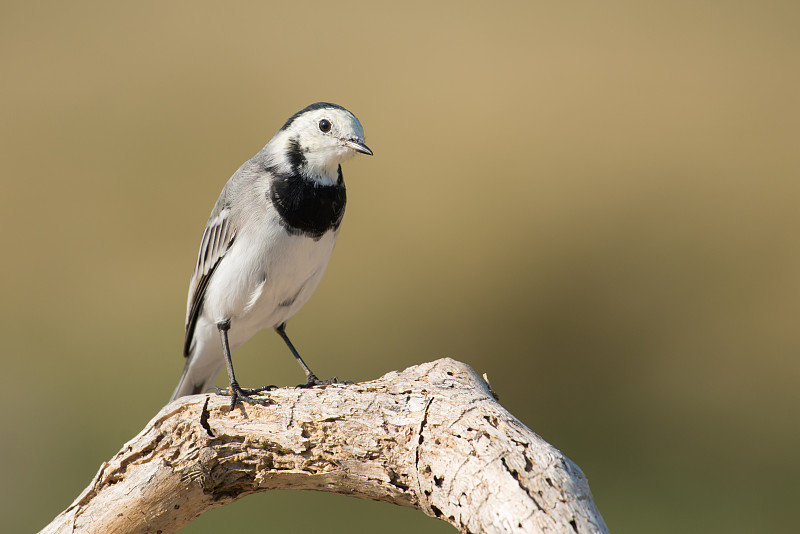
200,210,339,352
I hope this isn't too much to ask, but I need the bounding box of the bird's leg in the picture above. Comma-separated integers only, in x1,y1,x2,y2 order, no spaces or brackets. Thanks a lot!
213,319,275,410
275,323,340,387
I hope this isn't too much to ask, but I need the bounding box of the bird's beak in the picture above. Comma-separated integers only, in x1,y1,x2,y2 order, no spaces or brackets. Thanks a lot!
344,139,373,156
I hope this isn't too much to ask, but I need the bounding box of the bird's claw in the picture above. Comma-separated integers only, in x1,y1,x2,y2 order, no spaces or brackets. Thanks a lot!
296,374,350,388
212,382,275,410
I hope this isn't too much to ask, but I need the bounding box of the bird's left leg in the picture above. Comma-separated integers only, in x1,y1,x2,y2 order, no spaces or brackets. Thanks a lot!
213,319,275,410
275,323,342,387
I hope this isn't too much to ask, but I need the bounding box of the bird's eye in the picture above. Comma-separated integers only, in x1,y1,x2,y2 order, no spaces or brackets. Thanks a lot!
318,119,332,133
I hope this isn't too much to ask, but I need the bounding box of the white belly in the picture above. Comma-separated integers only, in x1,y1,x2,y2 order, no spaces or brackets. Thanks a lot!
201,221,339,351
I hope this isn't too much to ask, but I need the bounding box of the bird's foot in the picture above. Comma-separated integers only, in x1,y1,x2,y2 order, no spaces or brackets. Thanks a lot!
296,374,351,388
212,382,276,410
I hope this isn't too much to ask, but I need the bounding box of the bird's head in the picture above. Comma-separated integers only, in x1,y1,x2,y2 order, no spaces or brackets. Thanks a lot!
273,102,372,181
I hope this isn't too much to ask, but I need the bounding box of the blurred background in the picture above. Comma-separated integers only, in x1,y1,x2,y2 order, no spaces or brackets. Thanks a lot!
2,1,798,532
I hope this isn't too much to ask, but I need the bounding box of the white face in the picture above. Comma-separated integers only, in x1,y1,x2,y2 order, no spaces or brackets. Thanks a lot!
283,106,371,177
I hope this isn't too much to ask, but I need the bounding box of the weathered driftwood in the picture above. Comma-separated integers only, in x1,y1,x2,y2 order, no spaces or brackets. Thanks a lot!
41,358,608,534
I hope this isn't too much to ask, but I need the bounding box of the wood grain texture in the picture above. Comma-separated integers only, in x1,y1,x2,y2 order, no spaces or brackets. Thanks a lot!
41,358,608,534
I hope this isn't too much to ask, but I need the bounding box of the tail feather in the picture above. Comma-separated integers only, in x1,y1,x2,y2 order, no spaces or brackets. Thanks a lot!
169,347,224,402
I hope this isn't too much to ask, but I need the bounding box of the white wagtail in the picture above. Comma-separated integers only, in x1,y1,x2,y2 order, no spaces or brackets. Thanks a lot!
169,102,372,409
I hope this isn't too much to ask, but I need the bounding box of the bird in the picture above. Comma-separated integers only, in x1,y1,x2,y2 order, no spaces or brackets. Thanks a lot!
169,102,372,409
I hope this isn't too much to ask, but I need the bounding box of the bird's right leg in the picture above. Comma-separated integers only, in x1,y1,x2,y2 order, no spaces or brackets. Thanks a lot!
212,319,275,410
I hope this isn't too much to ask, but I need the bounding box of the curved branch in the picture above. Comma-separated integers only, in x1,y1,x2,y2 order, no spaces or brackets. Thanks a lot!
41,358,608,534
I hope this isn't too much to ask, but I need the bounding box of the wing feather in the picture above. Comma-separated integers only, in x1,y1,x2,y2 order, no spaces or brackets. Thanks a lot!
183,207,236,357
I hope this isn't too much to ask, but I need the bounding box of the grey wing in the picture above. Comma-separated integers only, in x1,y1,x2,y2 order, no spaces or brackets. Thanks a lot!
183,206,236,357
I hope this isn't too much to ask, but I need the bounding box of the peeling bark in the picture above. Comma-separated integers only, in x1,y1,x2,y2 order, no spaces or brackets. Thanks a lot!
40,358,608,534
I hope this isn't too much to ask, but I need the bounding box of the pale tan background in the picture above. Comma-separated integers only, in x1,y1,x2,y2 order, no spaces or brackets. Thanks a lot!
2,1,798,533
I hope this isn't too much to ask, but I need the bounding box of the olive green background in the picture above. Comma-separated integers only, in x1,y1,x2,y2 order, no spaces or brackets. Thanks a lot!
2,1,798,533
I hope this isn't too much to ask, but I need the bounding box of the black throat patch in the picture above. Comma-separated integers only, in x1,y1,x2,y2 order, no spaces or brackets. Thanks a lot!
270,165,347,240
